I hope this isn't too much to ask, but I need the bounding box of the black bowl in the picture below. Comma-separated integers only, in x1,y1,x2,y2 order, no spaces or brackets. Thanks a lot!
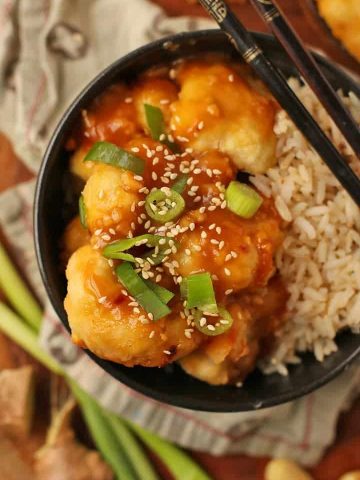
34,30,360,412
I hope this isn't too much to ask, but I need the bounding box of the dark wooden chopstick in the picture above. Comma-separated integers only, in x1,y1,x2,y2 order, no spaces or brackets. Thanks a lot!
197,0,360,206
249,0,360,158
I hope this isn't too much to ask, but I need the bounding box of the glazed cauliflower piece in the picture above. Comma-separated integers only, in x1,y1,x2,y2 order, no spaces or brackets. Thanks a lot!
64,246,203,367
170,62,277,174
62,216,90,262
69,146,95,182
180,277,287,385
132,77,178,133
169,202,282,293
82,164,142,235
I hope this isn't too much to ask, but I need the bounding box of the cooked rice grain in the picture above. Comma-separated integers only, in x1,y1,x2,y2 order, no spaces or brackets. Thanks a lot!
257,78,360,374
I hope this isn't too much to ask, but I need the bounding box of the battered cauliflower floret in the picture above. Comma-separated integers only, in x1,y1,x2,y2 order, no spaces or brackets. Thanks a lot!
180,277,287,385
81,84,140,145
64,246,203,367
170,204,282,293
82,164,142,235
132,78,178,134
62,216,90,262
170,62,277,174
69,145,95,181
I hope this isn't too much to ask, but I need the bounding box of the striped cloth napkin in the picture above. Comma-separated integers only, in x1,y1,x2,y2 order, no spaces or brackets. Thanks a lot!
0,0,359,466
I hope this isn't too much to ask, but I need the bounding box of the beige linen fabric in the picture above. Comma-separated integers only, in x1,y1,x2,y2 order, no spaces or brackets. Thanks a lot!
0,0,359,465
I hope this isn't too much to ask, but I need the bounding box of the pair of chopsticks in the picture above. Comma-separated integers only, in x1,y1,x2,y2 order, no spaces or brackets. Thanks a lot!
198,0,360,206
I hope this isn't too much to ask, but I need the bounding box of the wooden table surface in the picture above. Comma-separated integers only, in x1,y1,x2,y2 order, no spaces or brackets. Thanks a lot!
0,1,360,479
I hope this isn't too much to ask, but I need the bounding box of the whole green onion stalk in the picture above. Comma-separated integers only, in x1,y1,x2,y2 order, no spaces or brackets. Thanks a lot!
0,241,213,480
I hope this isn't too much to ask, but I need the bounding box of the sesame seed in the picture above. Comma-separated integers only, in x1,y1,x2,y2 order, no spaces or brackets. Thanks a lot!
161,177,170,184
156,145,163,152
144,220,151,229
102,234,111,241
186,177,194,185
221,200,227,209
194,196,202,202
225,254,232,262
206,168,213,177
108,259,114,267
231,251,238,258
159,133,166,141
185,248,191,256
134,175,143,182
224,267,231,276
198,121,204,130
131,203,136,212
194,245,201,252
163,350,172,355
148,312,154,321
219,240,225,250
220,319,230,324
208,205,217,211
95,228,103,235
189,223,196,231
131,147,140,153
201,231,207,239
152,172,158,181
213,169,222,175
193,168,202,175
225,289,233,295
184,330,192,339
133,307,140,314
98,190,104,199
109,228,116,235
139,187,149,194
207,324,216,331
98,296,107,304
160,99,170,105
228,74,234,82
125,97,133,103
199,207,206,213
149,330,155,339
209,223,216,230
155,274,162,283
200,317,207,327
212,274,219,281
211,239,219,245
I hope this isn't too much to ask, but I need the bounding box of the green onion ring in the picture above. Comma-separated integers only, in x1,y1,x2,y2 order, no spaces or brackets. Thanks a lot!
225,181,263,219
145,189,185,223
194,307,233,336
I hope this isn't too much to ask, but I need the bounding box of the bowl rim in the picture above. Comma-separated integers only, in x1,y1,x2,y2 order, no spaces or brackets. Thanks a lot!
34,29,360,412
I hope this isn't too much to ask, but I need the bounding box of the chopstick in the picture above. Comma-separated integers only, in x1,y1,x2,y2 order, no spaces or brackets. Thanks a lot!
249,0,360,158
197,0,360,206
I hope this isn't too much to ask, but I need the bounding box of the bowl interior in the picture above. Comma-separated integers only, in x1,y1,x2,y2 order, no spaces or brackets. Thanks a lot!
34,30,360,412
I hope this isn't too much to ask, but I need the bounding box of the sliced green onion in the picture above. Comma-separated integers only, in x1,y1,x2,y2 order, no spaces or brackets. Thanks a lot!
225,181,263,219
116,262,171,321
144,104,179,152
84,141,145,175
194,307,233,336
144,280,174,304
103,234,172,264
184,272,217,314
171,174,188,194
79,194,87,229
145,189,185,223
144,104,165,142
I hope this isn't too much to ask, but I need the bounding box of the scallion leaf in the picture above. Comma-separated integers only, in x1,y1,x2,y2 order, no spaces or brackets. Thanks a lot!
184,272,217,313
79,194,87,229
103,234,172,264
115,262,171,321
225,181,263,219
84,141,145,175
171,174,188,194
144,104,179,152
144,280,174,304
145,189,185,223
